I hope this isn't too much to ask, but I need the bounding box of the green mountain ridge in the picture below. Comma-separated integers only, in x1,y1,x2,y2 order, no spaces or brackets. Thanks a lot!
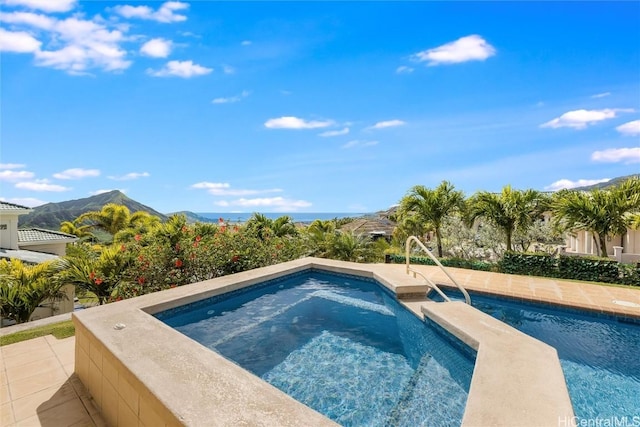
573,174,640,191
18,190,168,230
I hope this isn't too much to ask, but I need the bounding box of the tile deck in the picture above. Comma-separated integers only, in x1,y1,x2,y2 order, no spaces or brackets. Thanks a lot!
1,264,639,426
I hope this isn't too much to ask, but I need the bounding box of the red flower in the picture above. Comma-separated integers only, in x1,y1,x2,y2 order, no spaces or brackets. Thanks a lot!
138,277,145,285
134,234,141,241
195,235,202,242
220,226,227,232
116,296,123,301
95,278,103,285
182,226,188,232
175,259,183,268
233,225,239,232
120,245,126,252
89,272,95,280
170,284,177,288
231,255,239,263
193,242,199,248
138,255,145,262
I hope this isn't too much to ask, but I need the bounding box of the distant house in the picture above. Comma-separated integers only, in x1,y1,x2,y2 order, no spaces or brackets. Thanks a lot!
0,201,78,321
340,217,396,241
565,228,640,265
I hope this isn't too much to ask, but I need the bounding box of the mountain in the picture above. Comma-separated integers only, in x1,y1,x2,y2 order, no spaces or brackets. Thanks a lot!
574,174,640,191
167,211,217,224
18,190,168,229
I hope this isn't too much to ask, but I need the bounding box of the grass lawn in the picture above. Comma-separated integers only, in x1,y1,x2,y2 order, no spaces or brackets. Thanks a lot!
0,320,75,346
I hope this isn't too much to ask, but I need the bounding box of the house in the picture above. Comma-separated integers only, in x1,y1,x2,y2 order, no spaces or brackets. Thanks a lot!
0,201,78,321
564,228,640,265
340,217,396,241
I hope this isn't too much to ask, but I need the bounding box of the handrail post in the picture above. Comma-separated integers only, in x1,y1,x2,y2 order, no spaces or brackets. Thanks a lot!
405,236,471,305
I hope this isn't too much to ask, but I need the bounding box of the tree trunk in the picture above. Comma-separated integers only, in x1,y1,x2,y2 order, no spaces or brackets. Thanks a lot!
597,234,608,258
506,229,513,252
435,228,443,257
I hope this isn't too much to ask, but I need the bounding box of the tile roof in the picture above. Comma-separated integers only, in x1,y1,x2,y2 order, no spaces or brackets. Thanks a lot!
0,248,60,263
18,228,78,243
0,201,32,211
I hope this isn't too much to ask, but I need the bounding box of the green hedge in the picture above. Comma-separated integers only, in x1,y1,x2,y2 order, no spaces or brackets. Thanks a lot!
386,254,495,272
500,252,639,286
387,252,640,286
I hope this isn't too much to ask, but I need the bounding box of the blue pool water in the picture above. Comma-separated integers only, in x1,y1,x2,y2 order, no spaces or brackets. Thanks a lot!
157,271,475,426
434,291,640,421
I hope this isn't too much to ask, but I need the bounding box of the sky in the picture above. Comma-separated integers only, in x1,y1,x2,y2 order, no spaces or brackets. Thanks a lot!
1,0,639,214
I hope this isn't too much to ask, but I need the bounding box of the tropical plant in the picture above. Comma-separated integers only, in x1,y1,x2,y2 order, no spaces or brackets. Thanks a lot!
397,181,465,257
60,221,95,241
59,244,133,304
74,203,161,242
0,259,66,323
468,186,549,252
245,213,298,240
552,178,640,256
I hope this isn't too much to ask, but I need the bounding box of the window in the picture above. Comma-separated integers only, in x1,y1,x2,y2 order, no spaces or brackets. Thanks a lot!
0,224,7,230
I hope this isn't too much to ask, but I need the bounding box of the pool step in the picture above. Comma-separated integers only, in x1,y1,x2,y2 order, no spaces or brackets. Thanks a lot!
385,353,433,425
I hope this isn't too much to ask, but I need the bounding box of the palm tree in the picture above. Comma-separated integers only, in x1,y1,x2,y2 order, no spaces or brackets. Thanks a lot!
552,178,640,257
75,203,131,236
398,181,465,257
60,221,95,241
468,186,548,252
0,259,66,323
59,244,132,305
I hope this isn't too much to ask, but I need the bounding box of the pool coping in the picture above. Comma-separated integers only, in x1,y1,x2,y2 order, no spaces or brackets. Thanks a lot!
73,257,575,426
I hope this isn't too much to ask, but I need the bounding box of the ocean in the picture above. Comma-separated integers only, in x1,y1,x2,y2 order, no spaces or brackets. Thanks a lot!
196,212,365,224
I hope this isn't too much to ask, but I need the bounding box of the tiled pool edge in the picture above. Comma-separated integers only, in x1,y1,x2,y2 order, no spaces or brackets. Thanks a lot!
73,257,574,426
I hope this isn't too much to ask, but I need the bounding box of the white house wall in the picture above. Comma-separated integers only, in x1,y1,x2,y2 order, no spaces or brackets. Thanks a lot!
0,214,20,250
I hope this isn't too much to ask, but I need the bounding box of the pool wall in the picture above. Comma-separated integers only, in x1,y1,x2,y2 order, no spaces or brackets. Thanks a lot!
73,257,574,426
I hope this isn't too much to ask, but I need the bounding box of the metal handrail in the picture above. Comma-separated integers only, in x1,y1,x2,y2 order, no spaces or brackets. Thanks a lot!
405,236,471,305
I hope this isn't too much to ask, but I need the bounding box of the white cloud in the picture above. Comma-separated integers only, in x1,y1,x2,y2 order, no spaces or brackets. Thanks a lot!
319,127,349,137
412,35,496,66
0,170,35,181
148,60,212,78
241,40,252,46
616,120,640,136
396,66,414,74
222,64,235,74
541,108,634,129
140,38,172,58
591,148,640,164
219,197,312,211
369,119,406,129
89,189,125,196
342,140,379,149
191,182,230,190
212,90,250,104
108,172,150,181
53,168,100,179
3,0,76,13
2,11,132,74
264,116,334,130
0,163,26,169
0,28,41,52
0,197,46,207
15,179,71,192
113,1,189,23
591,92,611,99
545,178,611,191
0,12,56,30
191,182,282,196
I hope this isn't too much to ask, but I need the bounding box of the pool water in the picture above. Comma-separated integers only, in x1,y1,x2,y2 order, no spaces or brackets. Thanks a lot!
434,291,640,421
157,271,475,427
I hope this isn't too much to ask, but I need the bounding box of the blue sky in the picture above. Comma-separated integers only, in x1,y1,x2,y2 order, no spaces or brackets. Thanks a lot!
1,1,639,214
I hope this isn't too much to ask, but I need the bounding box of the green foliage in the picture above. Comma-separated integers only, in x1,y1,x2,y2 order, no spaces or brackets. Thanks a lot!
397,181,465,257
0,320,75,346
499,252,639,285
0,259,67,324
386,254,495,272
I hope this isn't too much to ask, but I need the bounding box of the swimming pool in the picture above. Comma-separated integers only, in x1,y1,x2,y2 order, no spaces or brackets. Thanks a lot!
432,291,640,422
157,270,476,427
